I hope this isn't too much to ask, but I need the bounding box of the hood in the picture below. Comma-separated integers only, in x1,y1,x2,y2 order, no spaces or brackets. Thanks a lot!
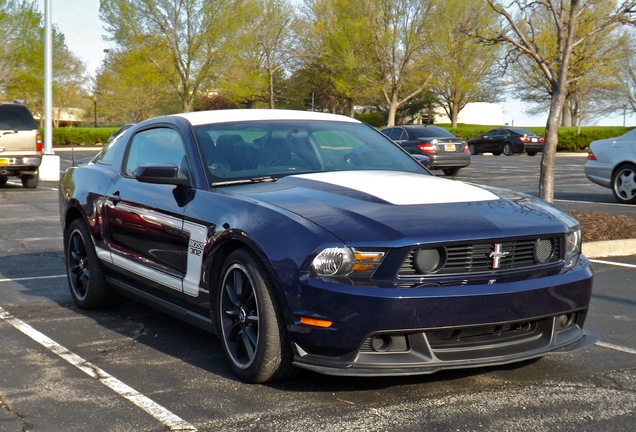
239,171,574,245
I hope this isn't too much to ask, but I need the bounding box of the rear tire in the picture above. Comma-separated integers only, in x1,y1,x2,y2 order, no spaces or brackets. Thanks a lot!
21,173,39,188
442,167,460,176
64,219,117,308
527,151,537,156
218,248,295,383
611,163,636,204
503,143,514,156
0,176,7,186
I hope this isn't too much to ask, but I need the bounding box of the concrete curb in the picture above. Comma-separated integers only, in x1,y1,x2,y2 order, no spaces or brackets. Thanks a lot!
583,239,636,258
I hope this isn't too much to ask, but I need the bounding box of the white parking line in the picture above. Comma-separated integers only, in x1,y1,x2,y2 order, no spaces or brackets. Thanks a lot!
0,274,65,283
589,259,636,269
596,341,636,356
0,305,197,431
555,198,636,208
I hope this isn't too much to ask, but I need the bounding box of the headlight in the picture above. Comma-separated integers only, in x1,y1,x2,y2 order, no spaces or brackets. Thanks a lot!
311,247,385,277
564,228,581,269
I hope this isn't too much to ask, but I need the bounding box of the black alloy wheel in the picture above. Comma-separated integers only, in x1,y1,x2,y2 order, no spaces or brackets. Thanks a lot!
218,248,294,383
65,219,115,308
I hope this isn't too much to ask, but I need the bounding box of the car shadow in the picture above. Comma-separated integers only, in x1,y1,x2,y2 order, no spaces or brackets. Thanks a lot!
0,249,548,391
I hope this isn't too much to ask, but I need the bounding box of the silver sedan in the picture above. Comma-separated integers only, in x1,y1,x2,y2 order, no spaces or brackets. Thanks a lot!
584,129,636,204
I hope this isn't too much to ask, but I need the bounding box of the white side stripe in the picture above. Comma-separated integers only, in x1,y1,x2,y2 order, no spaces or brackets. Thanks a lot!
0,306,197,431
183,221,208,297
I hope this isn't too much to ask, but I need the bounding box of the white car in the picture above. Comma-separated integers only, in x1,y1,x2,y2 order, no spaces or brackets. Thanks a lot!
584,129,636,204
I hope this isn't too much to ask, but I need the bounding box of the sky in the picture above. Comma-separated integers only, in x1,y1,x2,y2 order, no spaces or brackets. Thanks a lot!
36,0,632,127
36,0,109,76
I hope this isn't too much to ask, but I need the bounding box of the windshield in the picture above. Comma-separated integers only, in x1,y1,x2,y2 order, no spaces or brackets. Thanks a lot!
193,120,427,184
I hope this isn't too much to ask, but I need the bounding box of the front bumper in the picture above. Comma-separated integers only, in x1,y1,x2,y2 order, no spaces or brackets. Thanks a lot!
282,255,595,376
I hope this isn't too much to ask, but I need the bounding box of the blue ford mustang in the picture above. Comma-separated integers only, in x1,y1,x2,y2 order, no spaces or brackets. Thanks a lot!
59,109,596,383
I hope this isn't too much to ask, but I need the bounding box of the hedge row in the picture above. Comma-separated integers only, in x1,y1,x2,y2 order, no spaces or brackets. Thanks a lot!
51,127,119,146
50,123,632,153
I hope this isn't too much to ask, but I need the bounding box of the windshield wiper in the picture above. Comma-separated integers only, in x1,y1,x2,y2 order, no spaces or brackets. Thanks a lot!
212,176,278,187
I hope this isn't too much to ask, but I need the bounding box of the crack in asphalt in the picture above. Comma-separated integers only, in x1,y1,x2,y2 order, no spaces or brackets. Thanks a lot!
0,394,30,432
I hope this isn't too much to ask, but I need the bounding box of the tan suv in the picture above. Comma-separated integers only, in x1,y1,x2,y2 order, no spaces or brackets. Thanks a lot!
0,103,43,188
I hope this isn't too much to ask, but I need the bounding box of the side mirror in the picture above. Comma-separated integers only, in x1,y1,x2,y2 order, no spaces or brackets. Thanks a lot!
134,164,189,186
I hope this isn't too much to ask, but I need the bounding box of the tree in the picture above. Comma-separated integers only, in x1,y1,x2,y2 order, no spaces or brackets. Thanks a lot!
503,3,629,127
100,0,242,112
0,0,88,123
217,0,297,108
94,47,181,123
304,0,435,124
612,33,636,119
484,0,636,203
301,0,378,116
427,0,503,128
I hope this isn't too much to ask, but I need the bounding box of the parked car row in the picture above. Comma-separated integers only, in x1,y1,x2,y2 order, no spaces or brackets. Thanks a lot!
379,125,545,176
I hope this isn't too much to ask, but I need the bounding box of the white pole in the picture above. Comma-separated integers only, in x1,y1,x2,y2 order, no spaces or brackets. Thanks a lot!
44,0,52,154
40,0,60,181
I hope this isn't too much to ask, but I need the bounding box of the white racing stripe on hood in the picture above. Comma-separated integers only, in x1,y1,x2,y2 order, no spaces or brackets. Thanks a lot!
295,171,499,205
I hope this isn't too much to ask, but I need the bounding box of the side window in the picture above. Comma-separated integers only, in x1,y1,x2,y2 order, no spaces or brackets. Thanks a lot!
124,128,187,177
385,128,400,140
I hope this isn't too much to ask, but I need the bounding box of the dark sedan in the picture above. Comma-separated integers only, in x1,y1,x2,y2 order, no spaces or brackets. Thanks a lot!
59,109,596,383
468,128,545,156
381,125,470,175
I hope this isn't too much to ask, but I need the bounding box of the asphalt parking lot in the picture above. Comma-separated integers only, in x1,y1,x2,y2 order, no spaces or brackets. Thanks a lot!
1,150,635,431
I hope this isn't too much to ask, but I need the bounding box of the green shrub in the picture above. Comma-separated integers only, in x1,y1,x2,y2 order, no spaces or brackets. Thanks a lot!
355,112,388,128
52,127,118,146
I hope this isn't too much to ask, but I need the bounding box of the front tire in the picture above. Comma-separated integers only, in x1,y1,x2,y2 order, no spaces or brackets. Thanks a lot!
218,248,294,383
469,143,477,155
64,219,116,308
611,163,636,204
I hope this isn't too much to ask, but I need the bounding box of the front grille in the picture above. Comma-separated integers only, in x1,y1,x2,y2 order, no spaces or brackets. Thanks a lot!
398,237,562,278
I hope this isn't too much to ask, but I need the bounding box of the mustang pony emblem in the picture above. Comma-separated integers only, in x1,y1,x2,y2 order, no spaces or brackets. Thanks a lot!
490,244,509,269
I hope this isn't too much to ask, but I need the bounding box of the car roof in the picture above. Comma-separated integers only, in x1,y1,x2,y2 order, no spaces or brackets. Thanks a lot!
172,109,361,126
394,125,445,130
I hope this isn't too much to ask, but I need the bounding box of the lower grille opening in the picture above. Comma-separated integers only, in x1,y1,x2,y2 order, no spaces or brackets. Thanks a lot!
426,320,541,350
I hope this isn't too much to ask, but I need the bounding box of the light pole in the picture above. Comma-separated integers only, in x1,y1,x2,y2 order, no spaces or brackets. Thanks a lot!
93,96,97,127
